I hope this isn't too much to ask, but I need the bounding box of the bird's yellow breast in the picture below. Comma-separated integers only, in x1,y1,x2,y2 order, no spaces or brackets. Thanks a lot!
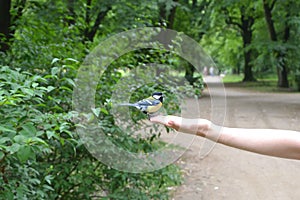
146,102,162,113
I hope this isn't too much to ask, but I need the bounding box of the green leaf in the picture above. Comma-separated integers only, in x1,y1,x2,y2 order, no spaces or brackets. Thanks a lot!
59,86,72,92
44,175,53,184
21,88,35,96
51,67,60,76
46,131,56,139
65,58,79,63
60,138,65,146
17,145,34,163
44,74,54,79
101,108,109,115
14,135,27,144
16,185,26,199
6,143,20,154
0,137,11,144
46,86,56,92
3,191,13,200
32,82,39,88
21,122,37,137
65,78,76,87
28,137,48,146
29,178,41,185
12,94,26,98
51,58,60,65
43,184,55,191
0,151,4,160
91,107,101,117
0,125,16,133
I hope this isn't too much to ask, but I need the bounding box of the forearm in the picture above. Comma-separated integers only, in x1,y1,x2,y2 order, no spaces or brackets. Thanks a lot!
150,116,300,160
205,123,300,160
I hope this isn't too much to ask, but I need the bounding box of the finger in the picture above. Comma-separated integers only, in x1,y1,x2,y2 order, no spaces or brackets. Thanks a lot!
149,115,166,124
167,120,180,131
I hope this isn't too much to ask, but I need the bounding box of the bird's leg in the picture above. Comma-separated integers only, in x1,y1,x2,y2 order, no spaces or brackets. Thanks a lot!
148,112,159,120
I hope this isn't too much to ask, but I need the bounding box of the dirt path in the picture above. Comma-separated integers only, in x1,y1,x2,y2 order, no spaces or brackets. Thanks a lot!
169,76,300,200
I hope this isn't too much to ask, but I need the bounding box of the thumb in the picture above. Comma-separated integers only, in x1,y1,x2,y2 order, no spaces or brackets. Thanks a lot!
150,115,181,131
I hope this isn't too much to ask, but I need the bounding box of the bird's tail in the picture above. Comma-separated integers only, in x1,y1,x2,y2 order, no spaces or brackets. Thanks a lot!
117,103,137,107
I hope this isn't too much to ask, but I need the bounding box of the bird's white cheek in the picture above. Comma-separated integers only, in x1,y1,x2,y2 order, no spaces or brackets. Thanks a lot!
153,95,161,99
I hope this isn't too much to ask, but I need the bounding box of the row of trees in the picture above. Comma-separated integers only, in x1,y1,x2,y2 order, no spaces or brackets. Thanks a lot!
207,0,300,87
1,0,300,87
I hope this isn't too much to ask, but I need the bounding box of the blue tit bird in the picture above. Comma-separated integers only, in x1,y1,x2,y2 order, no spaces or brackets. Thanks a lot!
119,92,163,117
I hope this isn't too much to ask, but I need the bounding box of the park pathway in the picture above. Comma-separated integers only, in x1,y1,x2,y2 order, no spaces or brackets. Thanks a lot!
170,76,300,200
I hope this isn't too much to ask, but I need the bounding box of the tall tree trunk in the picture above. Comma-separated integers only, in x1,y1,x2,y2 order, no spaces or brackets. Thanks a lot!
167,0,178,29
158,0,178,29
183,0,211,85
156,1,179,77
243,49,255,81
262,0,289,88
0,0,26,53
184,64,196,85
0,0,11,53
158,2,167,27
276,52,289,88
224,6,256,81
279,7,291,88
83,6,112,42
262,0,277,41
241,13,255,82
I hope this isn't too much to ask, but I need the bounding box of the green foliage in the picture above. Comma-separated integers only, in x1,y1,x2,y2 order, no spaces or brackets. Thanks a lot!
1,4,192,197
4,0,300,199
201,0,300,87
0,64,183,199
92,47,203,157
201,29,243,74
174,0,211,39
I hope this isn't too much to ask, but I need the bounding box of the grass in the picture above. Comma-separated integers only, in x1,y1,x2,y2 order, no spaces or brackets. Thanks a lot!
222,74,244,83
222,74,298,93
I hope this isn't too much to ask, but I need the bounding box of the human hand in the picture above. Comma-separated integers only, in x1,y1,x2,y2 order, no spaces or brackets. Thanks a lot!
149,115,182,131
150,115,211,137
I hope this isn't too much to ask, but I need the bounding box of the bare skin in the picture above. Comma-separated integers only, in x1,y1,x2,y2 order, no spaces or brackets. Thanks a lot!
150,115,300,160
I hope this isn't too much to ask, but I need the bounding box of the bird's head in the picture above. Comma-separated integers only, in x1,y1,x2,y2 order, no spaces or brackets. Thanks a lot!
152,92,163,102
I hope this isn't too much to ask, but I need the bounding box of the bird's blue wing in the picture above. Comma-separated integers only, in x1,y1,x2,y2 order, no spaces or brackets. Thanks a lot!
136,99,160,106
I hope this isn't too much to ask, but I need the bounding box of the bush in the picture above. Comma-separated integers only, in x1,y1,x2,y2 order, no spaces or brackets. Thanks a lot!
0,64,182,200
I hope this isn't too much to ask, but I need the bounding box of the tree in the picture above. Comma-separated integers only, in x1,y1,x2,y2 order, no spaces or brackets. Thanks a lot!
173,0,212,84
158,0,179,29
0,0,27,53
221,1,257,81
64,0,112,42
82,0,112,42
262,0,289,87
0,0,11,52
1,1,186,199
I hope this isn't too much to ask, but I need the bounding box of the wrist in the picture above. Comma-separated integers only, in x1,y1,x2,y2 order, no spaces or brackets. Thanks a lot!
196,119,212,137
